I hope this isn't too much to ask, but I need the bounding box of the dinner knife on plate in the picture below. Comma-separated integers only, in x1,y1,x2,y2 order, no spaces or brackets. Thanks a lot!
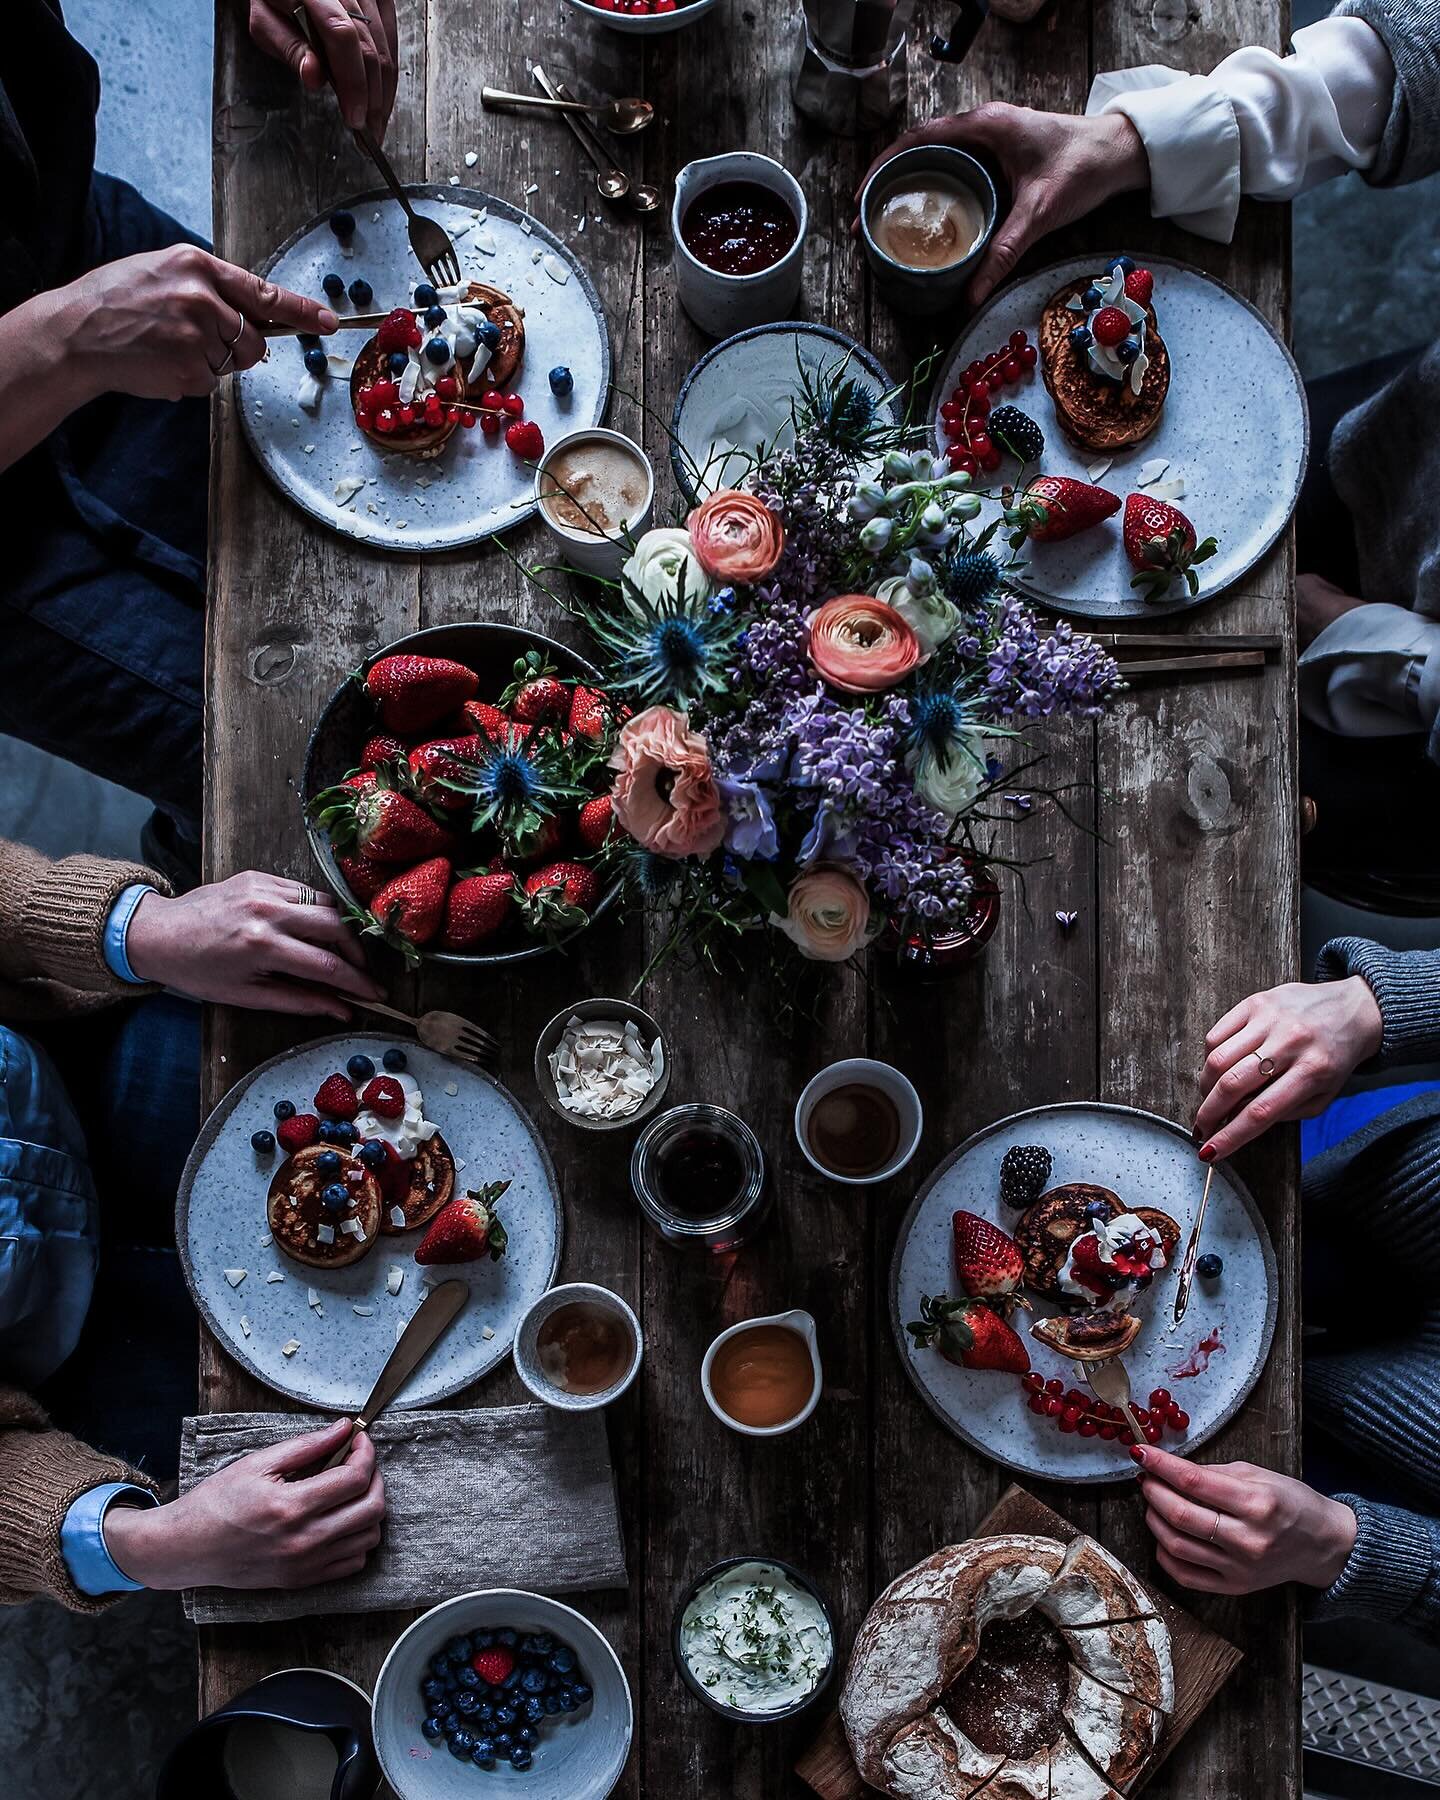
1171,1162,1217,1333
316,1277,470,1471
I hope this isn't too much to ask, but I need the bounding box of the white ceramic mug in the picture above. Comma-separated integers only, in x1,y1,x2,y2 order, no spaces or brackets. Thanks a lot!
794,1057,923,1184
533,427,655,580
672,153,808,338
514,1282,643,1411
700,1308,823,1438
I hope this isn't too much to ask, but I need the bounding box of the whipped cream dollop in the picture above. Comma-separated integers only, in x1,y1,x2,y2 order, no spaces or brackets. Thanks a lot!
1067,263,1149,397
1060,1210,1168,1307
354,1071,437,1161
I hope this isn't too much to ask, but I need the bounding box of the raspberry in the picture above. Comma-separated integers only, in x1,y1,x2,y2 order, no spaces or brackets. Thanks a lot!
1091,306,1130,348
276,1113,320,1153
472,1647,515,1685
376,308,418,355
314,1074,360,1119
361,1075,406,1119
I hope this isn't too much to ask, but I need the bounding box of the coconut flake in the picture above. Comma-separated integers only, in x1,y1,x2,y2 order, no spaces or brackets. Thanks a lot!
543,255,570,287
387,1265,406,1296
334,475,367,507
316,1223,336,1245
224,1268,248,1288
239,1316,252,1338
1085,457,1113,484
1136,457,1170,487
482,1325,495,1341
307,1287,322,1310
445,1080,459,1096
390,1206,408,1229
464,150,478,168
257,1232,273,1248
281,1338,301,1357
297,374,324,412
266,1270,286,1284
548,1014,664,1119
353,1304,376,1317
339,1216,366,1239
1150,476,1188,501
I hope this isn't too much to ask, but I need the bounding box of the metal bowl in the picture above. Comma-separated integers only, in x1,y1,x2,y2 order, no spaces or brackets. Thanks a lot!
533,997,671,1133
301,621,620,967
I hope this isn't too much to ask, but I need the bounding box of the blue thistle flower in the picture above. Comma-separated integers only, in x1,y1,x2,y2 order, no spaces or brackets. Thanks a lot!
945,550,1003,610
815,376,878,450
908,687,972,768
442,726,588,846
583,575,744,708
627,846,680,900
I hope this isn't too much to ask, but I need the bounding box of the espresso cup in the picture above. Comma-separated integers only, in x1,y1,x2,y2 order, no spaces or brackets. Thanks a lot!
858,145,998,317
672,152,808,338
534,428,655,580
794,1057,923,1185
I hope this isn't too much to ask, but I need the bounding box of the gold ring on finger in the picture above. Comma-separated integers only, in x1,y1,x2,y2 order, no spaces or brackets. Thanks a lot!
1253,1052,1276,1078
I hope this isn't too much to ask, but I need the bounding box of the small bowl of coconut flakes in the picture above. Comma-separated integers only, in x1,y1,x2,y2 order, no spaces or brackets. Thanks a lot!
534,999,670,1132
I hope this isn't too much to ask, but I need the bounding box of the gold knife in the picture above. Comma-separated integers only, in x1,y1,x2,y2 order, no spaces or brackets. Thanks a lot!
317,1277,470,1471
1171,1162,1216,1333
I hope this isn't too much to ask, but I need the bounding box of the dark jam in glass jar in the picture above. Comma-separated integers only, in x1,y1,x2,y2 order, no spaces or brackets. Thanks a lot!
654,1128,747,1217
631,1105,768,1252
680,182,799,276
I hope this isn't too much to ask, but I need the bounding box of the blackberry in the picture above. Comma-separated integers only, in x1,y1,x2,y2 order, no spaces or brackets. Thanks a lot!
987,405,1044,465
999,1143,1052,1209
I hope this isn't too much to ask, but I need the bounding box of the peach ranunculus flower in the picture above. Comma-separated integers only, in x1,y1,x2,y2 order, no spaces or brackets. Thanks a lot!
687,490,785,584
770,866,876,963
609,705,726,859
807,594,922,694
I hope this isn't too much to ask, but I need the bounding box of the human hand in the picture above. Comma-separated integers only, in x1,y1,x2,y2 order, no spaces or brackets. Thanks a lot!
248,0,399,139
1297,572,1367,649
1135,1444,1356,1595
856,104,1149,305
103,1418,386,1590
56,245,336,403
1193,976,1382,1160
126,871,386,1019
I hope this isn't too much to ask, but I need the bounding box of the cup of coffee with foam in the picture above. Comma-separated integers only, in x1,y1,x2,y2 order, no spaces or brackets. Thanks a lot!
858,145,997,316
794,1057,923,1186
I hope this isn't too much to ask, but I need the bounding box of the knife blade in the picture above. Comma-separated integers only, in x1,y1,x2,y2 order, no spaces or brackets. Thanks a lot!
1170,1162,1216,1332
317,1277,470,1471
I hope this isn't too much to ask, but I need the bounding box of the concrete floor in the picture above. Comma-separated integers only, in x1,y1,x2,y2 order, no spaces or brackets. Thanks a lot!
4,4,1440,1798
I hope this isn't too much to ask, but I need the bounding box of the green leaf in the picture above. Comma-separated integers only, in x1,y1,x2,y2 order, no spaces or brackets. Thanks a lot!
741,861,789,920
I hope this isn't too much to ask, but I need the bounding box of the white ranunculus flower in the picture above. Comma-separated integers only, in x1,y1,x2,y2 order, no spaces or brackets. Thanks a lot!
620,528,715,617
874,575,961,657
909,739,987,820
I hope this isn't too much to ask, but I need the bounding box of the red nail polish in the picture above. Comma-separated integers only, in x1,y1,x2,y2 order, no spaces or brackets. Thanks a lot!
1129,1445,1146,1465
1198,1143,1216,1164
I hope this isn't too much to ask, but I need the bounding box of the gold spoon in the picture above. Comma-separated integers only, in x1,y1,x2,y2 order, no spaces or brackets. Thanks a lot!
550,74,662,215
481,86,654,135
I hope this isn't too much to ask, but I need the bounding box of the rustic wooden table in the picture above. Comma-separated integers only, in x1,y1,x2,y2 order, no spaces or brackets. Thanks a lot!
205,1,1300,1794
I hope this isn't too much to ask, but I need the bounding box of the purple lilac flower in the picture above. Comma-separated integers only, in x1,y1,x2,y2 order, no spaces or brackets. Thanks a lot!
979,597,1122,720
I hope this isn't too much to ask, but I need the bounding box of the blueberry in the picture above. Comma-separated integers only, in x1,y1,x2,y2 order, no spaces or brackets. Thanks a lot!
1112,254,1136,274
413,282,438,307
316,1149,342,1174
510,1746,532,1770
517,1726,537,1747
423,338,451,366
494,1731,513,1751
549,1646,576,1674
348,278,373,307
421,1715,444,1740
471,318,500,350
321,1181,351,1213
424,304,447,329
531,1632,555,1655
471,1742,496,1769
1084,1198,1111,1222
1082,284,1103,309
274,1099,297,1121
557,1689,578,1712
386,350,408,376
432,1703,454,1727
322,273,345,300
1197,1252,1224,1280
496,1628,518,1649
502,1668,523,1692
522,1696,544,1723
1116,337,1140,365
474,1702,495,1725
332,1121,358,1145
472,1628,494,1649
421,1676,445,1702
548,365,573,397
455,1690,479,1716
521,1667,546,1694
493,1704,517,1728
572,1680,591,1704
330,209,356,239
456,1663,480,1689
1068,325,1093,352
543,1695,560,1714
317,1121,341,1144
251,1129,275,1154
298,332,321,351
303,346,328,377
347,1053,376,1083
448,1731,475,1759
383,1047,408,1072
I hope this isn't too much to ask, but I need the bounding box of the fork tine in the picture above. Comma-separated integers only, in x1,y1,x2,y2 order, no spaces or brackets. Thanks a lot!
457,1020,499,1052
456,1034,496,1064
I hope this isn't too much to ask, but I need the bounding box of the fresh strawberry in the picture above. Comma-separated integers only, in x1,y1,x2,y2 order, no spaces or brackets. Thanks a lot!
1013,476,1120,545
1123,267,1154,308
335,849,387,904
906,1294,1030,1374
376,307,421,355
521,860,600,934
405,735,487,812
575,794,616,853
363,654,478,733
462,699,510,741
567,685,611,744
505,419,545,460
951,1210,1024,1302
360,1075,406,1119
311,777,456,865
364,857,451,960
276,1112,320,1154
1122,492,1218,599
314,1074,360,1120
500,650,569,724
471,1646,516,1685
414,1180,511,1265
358,732,408,772
510,814,566,867
439,870,516,950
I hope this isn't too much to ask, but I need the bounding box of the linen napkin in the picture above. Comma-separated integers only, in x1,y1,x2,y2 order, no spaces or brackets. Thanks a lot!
178,1402,628,1624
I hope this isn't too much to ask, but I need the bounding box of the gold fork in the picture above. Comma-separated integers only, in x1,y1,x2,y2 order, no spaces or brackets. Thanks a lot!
1077,1355,1151,1451
352,998,498,1066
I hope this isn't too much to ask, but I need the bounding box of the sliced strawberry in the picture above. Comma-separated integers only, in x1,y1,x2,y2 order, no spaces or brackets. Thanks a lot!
951,1210,1024,1301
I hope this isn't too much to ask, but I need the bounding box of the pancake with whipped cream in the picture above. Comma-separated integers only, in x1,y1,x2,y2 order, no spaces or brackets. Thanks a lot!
1039,258,1170,451
267,1144,383,1270
350,1070,456,1235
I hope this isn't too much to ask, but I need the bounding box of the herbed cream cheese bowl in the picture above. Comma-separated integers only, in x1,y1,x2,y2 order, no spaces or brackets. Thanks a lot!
533,998,671,1132
671,1555,836,1724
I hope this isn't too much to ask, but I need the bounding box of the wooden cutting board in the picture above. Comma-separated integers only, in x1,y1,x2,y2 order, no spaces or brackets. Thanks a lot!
795,1482,1242,1799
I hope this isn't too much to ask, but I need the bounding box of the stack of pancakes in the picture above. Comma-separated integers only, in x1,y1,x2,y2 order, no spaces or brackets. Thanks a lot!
1037,281,1169,451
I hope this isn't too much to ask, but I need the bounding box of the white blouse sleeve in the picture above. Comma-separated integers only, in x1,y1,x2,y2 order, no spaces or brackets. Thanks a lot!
1086,16,1396,243
1299,603,1440,741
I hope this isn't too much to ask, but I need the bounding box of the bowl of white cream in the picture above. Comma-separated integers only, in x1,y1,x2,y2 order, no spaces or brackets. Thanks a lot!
673,1557,834,1722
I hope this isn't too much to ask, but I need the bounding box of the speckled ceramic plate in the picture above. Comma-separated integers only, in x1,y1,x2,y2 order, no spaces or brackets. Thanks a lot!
236,185,610,551
890,1103,1278,1485
928,255,1309,618
671,322,900,505
177,1034,562,1410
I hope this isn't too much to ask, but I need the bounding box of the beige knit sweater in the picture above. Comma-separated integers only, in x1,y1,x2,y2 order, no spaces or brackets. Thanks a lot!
0,839,170,1611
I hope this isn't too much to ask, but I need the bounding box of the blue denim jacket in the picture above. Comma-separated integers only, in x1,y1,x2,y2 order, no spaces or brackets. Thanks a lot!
0,1027,98,1389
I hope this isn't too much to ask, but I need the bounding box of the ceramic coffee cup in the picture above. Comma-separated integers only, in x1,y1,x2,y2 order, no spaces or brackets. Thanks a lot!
534,428,655,580
672,153,808,338
858,145,998,317
794,1057,923,1185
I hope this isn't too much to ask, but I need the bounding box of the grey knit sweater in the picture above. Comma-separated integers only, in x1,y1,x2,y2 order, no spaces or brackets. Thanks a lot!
1307,935,1440,1636
1329,2,1440,630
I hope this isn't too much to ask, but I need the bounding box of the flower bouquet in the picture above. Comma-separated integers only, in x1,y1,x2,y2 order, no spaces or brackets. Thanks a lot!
532,357,1123,976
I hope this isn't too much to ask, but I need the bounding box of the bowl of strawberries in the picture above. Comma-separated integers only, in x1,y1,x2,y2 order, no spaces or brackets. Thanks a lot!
303,623,623,966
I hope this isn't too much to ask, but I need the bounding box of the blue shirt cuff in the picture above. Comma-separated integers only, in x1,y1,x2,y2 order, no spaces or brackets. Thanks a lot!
102,884,156,985
60,1482,157,1595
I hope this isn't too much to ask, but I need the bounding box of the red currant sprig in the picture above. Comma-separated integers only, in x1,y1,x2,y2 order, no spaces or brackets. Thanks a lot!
354,378,526,440
940,329,1038,477
1019,1372,1190,1448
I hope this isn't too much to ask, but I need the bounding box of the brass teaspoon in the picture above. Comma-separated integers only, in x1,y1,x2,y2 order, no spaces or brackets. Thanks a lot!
481,86,654,135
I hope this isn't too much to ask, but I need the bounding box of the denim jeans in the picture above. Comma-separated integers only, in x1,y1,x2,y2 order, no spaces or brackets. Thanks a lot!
33,994,201,1483
0,173,209,882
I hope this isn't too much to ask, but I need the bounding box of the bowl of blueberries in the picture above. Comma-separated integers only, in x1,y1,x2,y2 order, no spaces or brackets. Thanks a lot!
372,1590,632,1797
